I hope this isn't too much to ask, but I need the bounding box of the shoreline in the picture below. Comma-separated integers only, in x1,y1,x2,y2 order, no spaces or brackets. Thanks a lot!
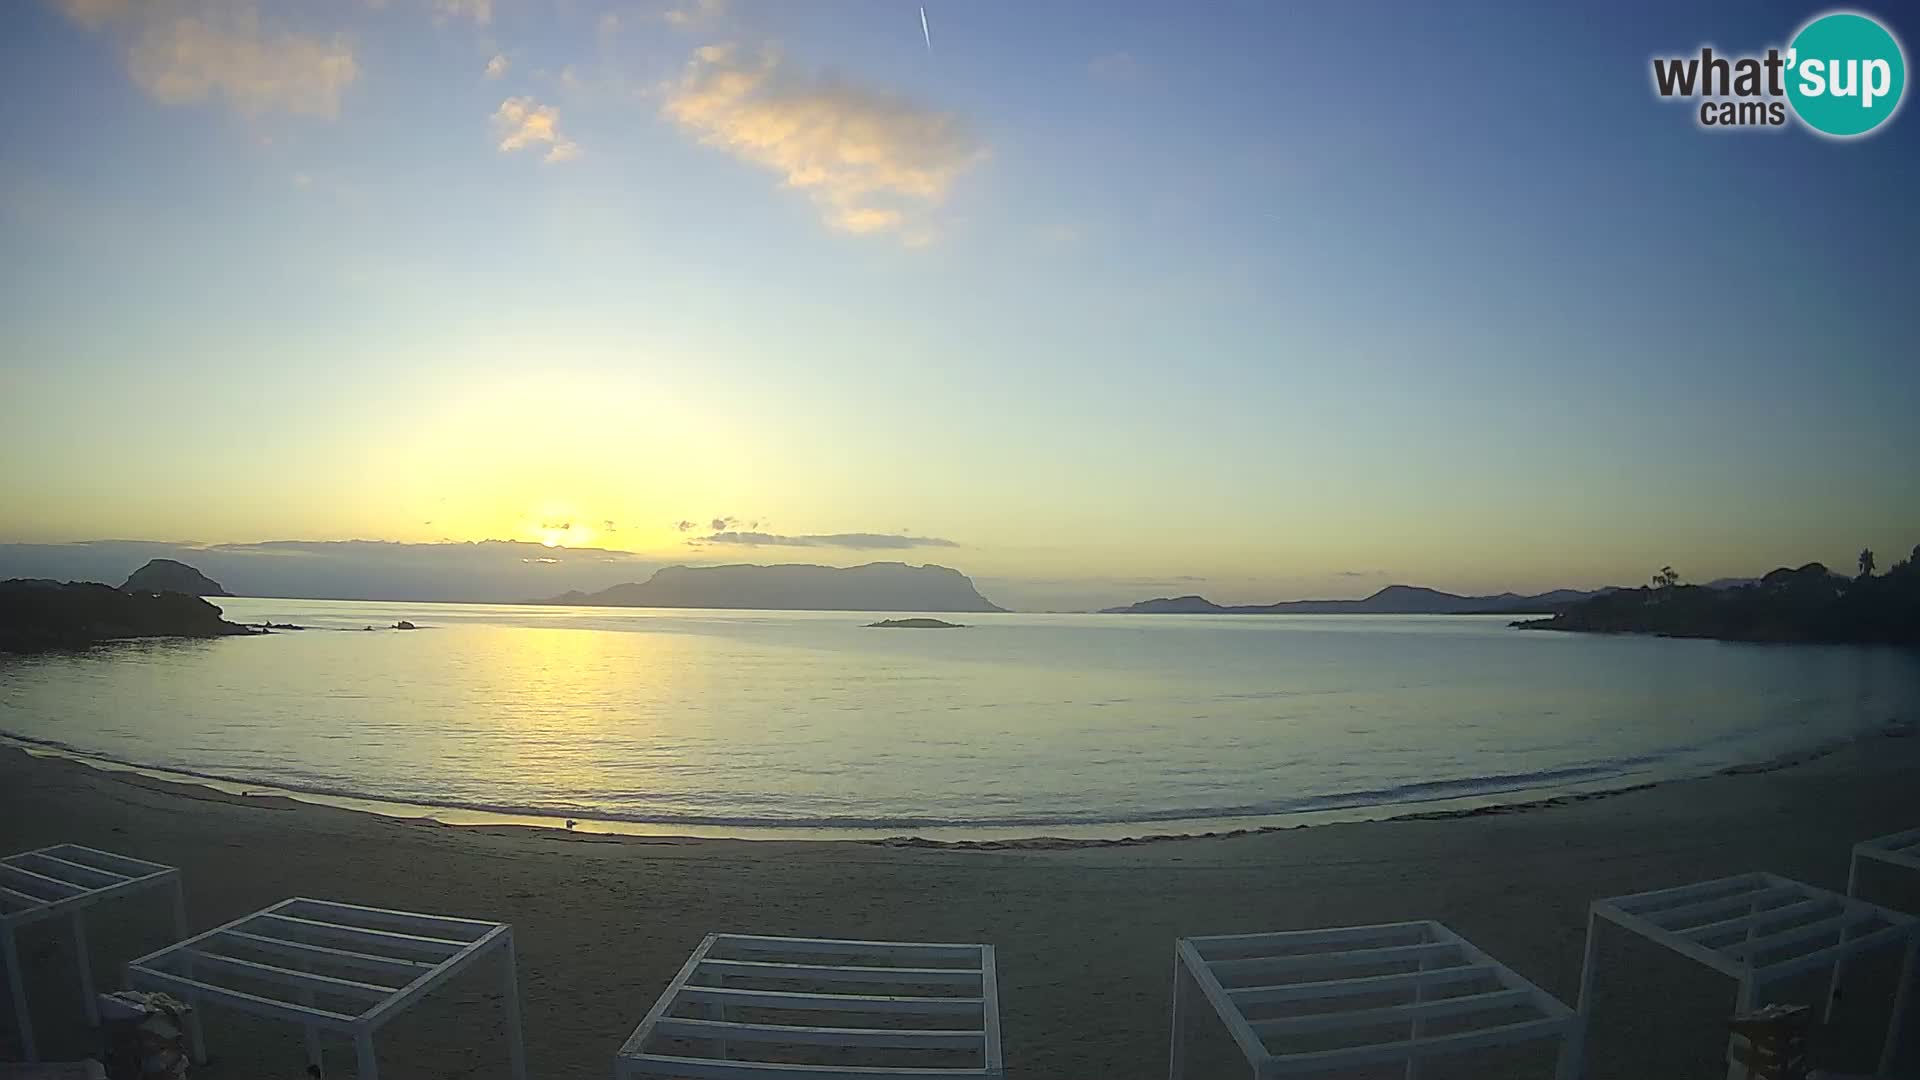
0,728,1857,848
0,722,1858,849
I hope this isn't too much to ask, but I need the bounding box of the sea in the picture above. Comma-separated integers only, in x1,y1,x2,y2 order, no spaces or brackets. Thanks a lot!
2,598,1916,840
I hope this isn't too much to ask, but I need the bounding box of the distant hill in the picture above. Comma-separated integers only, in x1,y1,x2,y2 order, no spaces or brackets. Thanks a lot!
1,580,252,652
540,562,1005,613
122,558,230,597
1101,584,1608,615
1515,556,1920,644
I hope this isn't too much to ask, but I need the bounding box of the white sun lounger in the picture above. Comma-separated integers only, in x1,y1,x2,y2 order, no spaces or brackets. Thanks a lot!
1169,920,1579,1078
1847,826,1920,897
125,897,526,1080
615,933,1003,1079
1577,872,1919,1079
0,844,184,1062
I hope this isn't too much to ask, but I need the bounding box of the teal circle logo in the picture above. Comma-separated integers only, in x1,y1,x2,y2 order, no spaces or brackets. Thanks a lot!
1787,12,1906,137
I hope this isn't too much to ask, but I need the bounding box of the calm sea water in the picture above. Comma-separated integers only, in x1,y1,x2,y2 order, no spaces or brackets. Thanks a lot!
3,599,1917,837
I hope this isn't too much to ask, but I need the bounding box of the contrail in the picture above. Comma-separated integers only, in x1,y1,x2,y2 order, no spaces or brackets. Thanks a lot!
920,6,932,53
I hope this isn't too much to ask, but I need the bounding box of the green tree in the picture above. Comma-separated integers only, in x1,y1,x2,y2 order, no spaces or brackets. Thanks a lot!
1651,566,1680,589
1858,548,1876,578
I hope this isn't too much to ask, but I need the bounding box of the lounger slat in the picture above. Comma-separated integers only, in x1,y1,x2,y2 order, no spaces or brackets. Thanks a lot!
1608,873,1766,913
176,949,400,1001
281,898,496,941
0,863,86,898
713,936,984,962
654,1017,984,1050
0,883,47,910
697,958,983,985
1250,987,1533,1036
255,913,467,958
17,852,128,887
44,845,175,878
1268,1016,1569,1073
1680,897,1837,942
213,929,438,978
1723,909,1877,961
677,986,984,1015
1211,941,1458,978
1229,964,1493,1007
1190,922,1430,958
622,1055,991,1078
127,968,359,1026
1645,885,1802,929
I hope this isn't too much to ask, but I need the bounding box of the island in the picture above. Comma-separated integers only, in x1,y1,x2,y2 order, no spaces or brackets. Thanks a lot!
1102,584,1602,615
866,618,966,629
1,580,254,652
1513,552,1920,645
122,558,231,597
540,562,1004,613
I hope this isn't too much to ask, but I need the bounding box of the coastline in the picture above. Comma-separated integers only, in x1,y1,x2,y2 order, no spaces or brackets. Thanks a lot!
0,728,1854,846
5,736,1920,1077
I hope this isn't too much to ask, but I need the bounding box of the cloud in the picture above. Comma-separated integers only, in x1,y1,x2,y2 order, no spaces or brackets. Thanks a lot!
710,516,737,532
663,0,727,28
433,0,490,25
492,97,581,163
1088,51,1140,80
662,43,985,239
674,520,697,532
60,2,359,118
485,53,509,78
1336,569,1391,578
696,531,959,550
54,0,129,29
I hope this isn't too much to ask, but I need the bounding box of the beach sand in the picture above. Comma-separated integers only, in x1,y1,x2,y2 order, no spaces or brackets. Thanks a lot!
3,740,1918,1079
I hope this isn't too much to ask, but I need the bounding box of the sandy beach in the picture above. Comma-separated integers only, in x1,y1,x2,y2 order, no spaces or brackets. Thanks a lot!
3,740,1918,1079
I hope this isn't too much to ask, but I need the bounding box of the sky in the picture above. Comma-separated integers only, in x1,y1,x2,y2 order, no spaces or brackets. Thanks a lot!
1,0,1917,610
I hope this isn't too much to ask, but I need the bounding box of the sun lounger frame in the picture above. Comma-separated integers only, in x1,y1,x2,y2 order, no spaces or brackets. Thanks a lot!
1577,871,1918,1079
1848,826,1920,892
0,844,184,1062
1169,920,1578,1078
126,896,526,1080
615,934,1003,1079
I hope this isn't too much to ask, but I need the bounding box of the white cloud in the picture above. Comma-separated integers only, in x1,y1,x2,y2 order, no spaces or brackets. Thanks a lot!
485,52,509,78
492,96,581,163
53,0,130,29
662,43,984,239
1088,51,1140,80
663,0,726,29
433,0,490,25
57,1,359,119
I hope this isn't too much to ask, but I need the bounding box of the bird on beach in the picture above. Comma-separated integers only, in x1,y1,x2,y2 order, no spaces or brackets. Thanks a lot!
565,818,577,830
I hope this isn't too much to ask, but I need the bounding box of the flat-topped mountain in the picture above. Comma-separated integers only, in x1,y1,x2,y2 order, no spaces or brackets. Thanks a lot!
123,558,230,597
1102,584,1603,615
1,580,252,652
542,562,1005,613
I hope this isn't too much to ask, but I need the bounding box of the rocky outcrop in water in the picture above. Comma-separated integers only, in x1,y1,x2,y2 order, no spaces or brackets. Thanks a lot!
0,580,253,652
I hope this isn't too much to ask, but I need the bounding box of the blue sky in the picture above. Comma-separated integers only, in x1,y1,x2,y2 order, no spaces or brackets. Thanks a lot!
1,0,1916,609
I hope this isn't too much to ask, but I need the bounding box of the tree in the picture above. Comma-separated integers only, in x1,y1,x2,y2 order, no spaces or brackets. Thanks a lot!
1651,566,1680,589
1859,548,1876,578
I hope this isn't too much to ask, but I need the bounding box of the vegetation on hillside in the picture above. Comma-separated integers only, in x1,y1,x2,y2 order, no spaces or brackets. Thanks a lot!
1515,545,1920,644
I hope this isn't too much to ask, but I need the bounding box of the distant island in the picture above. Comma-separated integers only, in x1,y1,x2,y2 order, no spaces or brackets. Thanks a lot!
540,562,1005,613
866,617,966,629
122,557,230,597
1515,550,1920,645
1102,584,1606,616
1,579,253,652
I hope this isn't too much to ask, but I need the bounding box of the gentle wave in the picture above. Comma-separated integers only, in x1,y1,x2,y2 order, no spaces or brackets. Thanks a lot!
1,728,1668,831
